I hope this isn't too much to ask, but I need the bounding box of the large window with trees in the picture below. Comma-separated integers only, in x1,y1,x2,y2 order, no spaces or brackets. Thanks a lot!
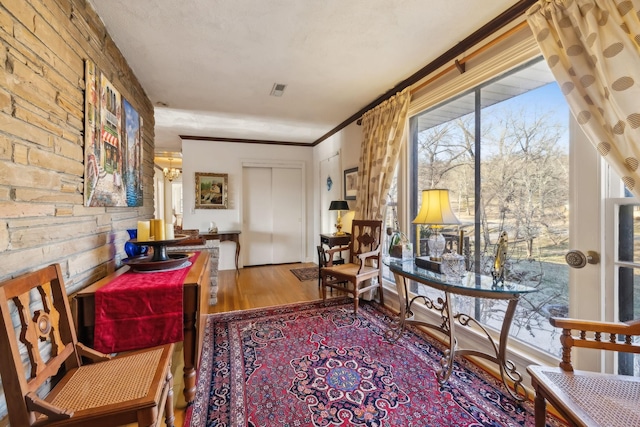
408,57,570,356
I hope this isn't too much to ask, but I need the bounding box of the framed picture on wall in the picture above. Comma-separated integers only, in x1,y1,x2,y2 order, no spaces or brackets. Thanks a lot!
195,172,228,209
344,167,358,200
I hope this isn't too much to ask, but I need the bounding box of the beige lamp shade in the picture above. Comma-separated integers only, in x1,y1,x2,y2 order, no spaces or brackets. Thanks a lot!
412,189,460,225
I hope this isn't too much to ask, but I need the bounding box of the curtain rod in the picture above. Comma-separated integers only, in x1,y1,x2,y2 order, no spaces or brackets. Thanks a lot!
314,0,537,140
355,20,529,126
409,20,529,96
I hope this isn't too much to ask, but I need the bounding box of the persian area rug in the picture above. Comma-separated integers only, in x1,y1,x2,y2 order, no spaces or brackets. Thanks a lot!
185,298,566,427
290,266,319,282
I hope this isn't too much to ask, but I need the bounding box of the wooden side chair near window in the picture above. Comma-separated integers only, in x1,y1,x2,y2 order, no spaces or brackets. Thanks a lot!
528,317,640,427
316,245,348,292
320,219,384,313
0,264,176,427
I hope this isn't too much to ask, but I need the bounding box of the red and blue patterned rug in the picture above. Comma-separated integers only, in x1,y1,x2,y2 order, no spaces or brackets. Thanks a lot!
185,298,565,426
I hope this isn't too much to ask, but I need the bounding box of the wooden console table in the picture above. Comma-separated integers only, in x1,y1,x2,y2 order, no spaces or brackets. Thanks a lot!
200,230,241,270
73,253,211,405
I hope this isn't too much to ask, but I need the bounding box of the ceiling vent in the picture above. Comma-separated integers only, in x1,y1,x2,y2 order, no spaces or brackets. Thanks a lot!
270,83,287,97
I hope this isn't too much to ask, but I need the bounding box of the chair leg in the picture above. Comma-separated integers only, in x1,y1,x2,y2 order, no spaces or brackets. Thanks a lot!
353,293,359,314
377,272,385,307
533,391,546,427
321,273,327,302
164,371,175,427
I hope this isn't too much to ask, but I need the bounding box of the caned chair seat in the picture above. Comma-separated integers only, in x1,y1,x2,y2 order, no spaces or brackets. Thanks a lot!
527,316,640,427
323,263,379,279
45,346,172,421
528,365,640,427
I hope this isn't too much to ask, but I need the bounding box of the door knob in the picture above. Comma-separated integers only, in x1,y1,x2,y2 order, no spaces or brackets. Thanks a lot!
565,250,599,268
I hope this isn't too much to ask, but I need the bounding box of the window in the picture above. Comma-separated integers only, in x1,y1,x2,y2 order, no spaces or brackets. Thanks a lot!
409,57,571,356
616,199,640,375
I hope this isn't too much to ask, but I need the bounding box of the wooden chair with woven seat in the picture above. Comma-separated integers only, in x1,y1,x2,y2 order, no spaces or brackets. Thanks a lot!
0,264,175,427
527,316,640,427
320,220,384,313
317,245,348,292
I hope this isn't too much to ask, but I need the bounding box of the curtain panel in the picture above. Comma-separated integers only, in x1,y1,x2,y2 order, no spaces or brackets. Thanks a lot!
355,88,410,221
527,0,640,198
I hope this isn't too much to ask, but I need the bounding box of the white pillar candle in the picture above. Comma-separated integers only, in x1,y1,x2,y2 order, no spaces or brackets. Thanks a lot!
165,223,175,240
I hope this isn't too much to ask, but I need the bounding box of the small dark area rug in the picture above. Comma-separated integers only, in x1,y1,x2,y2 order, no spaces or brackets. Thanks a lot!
185,299,566,426
290,266,319,282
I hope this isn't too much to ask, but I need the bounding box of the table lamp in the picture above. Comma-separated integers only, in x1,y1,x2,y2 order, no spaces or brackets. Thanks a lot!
412,189,460,262
329,200,349,236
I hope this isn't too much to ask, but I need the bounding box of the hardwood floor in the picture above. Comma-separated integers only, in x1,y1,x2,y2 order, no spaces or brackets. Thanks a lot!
169,262,347,426
210,262,337,313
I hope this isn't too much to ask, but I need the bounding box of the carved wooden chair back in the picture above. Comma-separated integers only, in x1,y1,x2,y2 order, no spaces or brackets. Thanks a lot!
0,264,175,426
348,220,383,266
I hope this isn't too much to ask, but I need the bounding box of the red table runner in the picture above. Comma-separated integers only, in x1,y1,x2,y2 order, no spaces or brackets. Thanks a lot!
93,252,200,353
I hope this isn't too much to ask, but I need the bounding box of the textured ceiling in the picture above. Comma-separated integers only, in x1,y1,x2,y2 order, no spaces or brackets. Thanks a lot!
87,0,518,153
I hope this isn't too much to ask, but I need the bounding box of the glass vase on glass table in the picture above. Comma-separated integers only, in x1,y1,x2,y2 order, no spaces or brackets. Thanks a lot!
441,251,466,282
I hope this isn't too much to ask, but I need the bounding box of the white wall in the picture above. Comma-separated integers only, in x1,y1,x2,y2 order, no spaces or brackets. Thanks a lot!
313,122,363,239
182,140,314,270
180,124,362,270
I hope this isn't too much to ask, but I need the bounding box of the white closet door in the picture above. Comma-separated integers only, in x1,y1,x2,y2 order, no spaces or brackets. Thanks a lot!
272,168,303,264
243,167,273,266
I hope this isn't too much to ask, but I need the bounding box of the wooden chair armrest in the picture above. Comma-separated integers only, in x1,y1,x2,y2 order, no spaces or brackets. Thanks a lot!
322,245,351,267
550,317,640,371
77,342,112,362
551,317,640,335
26,392,73,420
356,247,381,274
325,245,350,256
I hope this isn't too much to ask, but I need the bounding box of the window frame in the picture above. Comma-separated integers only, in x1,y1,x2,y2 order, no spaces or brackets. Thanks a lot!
380,21,616,376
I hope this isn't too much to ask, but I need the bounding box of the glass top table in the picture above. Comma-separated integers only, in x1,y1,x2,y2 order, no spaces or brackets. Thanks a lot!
385,257,537,400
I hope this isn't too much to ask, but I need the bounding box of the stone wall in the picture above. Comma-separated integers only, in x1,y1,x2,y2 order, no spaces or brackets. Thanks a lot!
0,0,155,420
0,0,154,285
168,240,220,305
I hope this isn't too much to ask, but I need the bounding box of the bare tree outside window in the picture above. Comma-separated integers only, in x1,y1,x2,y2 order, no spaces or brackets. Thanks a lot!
411,59,570,356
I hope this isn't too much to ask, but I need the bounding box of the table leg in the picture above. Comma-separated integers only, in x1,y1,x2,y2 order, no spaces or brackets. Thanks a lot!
386,273,411,342
234,238,240,271
182,308,197,403
497,298,526,399
437,292,455,383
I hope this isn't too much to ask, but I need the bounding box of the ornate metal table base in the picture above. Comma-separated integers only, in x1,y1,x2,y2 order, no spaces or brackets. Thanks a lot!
386,265,534,401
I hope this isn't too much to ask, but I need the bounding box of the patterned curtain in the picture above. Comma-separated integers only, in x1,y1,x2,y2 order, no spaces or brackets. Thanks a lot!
355,88,410,220
527,0,640,197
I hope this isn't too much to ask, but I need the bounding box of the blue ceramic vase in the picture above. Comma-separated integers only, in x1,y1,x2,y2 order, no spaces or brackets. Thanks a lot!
125,229,148,258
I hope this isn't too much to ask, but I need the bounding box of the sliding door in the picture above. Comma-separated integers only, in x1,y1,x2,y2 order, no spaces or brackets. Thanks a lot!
243,165,304,266
272,167,303,263
243,167,273,266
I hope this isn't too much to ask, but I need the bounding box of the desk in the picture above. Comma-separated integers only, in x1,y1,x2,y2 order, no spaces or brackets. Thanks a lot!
387,258,536,400
74,253,210,405
320,233,350,264
320,233,351,249
201,230,241,270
